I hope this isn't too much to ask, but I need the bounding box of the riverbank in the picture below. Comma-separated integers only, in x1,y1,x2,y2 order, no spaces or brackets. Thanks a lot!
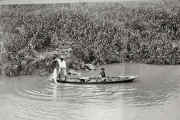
1,2,180,76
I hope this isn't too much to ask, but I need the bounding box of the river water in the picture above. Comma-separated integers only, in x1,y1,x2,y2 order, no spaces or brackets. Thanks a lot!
0,63,180,120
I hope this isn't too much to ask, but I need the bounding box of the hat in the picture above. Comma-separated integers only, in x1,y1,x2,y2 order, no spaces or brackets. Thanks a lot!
101,67,105,70
53,53,58,57
52,54,58,60
60,56,64,59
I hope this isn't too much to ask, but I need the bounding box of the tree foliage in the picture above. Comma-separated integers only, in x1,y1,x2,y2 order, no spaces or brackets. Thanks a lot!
1,2,180,76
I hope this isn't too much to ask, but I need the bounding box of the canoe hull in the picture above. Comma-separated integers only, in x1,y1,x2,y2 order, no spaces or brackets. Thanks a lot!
57,75,137,84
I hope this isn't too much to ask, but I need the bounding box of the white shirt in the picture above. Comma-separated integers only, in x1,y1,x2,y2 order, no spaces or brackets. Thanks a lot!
49,68,58,82
56,58,66,69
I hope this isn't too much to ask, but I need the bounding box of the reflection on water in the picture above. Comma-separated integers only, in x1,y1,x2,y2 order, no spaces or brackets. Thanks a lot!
1,64,180,120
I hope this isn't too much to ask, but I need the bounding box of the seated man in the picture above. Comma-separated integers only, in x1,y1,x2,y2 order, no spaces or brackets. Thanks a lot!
99,67,106,81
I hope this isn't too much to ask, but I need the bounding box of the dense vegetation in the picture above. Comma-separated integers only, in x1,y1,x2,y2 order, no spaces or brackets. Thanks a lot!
1,2,180,76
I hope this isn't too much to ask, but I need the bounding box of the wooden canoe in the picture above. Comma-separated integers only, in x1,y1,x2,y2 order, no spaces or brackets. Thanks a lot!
57,75,137,84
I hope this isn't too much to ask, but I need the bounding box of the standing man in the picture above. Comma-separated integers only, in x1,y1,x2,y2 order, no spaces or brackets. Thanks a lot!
56,55,67,81
49,60,59,84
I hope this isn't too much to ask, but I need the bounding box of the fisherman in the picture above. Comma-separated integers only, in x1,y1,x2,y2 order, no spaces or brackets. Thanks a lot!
99,67,106,81
56,55,67,81
49,58,59,84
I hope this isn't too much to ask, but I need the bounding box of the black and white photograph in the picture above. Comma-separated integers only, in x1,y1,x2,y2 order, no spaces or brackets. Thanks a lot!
0,0,180,120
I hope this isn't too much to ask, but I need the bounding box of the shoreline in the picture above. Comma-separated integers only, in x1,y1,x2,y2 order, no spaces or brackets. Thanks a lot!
1,62,180,77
